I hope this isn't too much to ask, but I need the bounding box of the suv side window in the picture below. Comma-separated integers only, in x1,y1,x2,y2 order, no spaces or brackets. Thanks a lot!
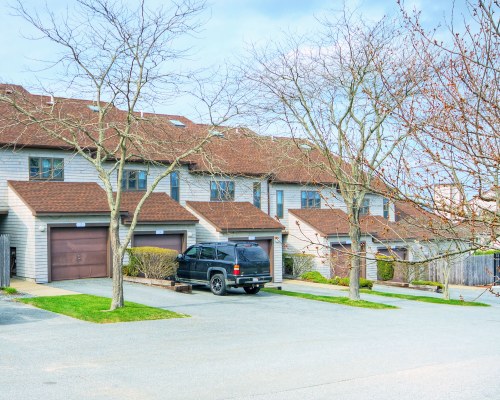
217,245,235,262
185,246,199,258
199,246,216,260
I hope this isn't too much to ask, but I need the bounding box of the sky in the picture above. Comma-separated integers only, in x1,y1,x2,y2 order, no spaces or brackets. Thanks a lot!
0,0,467,128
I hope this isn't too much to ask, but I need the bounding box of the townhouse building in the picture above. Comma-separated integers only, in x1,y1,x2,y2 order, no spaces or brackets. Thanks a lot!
0,84,442,285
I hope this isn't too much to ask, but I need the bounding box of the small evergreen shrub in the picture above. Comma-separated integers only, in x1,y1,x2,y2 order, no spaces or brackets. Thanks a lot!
376,254,394,281
301,271,373,289
126,247,178,279
301,271,329,284
411,280,444,289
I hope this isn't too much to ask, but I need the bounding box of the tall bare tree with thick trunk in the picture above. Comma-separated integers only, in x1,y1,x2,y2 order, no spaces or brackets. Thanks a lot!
0,0,218,310
238,10,424,299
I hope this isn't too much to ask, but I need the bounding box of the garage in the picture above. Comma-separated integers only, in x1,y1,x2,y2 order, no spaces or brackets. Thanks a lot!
330,243,366,279
133,233,183,252
50,227,108,281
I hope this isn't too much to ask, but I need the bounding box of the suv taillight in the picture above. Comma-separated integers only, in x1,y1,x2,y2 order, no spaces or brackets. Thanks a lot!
233,264,240,276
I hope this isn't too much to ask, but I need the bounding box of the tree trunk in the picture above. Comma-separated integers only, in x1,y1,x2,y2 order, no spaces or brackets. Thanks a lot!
109,216,124,310
442,258,451,301
348,216,362,300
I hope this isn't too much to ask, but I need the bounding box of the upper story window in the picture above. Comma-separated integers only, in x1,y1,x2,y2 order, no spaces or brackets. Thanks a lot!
301,191,321,209
210,181,235,201
253,182,261,209
276,190,284,218
170,171,180,202
360,198,370,216
29,157,64,181
383,198,390,219
122,170,147,191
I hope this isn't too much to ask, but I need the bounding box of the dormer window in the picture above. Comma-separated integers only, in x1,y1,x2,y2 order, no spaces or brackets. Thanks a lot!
29,157,64,181
360,198,370,216
383,198,390,219
122,170,147,191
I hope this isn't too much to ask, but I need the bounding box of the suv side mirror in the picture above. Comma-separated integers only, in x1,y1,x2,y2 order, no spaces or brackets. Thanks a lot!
177,254,184,261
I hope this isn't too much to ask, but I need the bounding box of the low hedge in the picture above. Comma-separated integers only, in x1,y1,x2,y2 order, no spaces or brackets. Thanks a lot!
301,271,373,289
411,280,444,289
125,246,178,279
473,249,500,255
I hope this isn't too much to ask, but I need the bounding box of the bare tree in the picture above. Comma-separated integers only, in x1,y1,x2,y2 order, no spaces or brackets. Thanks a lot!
0,0,216,310
238,10,425,300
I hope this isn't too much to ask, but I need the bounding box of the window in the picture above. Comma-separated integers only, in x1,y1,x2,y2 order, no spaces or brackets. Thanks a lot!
276,190,284,218
199,246,216,260
236,245,269,262
210,181,235,201
383,198,390,219
301,191,321,209
29,157,64,181
122,170,147,191
360,198,370,216
185,246,199,258
217,245,235,262
170,171,180,202
253,182,261,209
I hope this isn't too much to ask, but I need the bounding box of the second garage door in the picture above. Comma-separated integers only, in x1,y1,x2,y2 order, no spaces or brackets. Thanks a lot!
50,227,108,281
133,234,183,252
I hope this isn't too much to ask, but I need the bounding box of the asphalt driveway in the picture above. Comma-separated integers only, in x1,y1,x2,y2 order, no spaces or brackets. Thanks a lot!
1,279,500,400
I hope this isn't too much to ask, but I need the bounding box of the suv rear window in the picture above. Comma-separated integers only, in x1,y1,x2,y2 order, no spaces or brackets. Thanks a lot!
236,245,269,262
217,246,235,262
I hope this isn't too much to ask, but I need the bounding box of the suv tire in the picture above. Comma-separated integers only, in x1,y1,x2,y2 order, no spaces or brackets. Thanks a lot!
244,286,261,295
210,273,227,296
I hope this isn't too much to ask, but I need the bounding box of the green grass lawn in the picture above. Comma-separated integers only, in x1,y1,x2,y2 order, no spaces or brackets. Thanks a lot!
18,294,189,323
263,288,397,309
359,289,489,307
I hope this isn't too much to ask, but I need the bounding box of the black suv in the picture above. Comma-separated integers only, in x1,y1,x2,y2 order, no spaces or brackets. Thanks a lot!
176,242,272,295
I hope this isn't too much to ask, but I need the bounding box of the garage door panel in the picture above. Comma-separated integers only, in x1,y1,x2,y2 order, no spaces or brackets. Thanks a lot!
133,234,183,252
51,264,108,280
50,227,108,281
51,251,108,267
50,238,108,253
51,228,107,241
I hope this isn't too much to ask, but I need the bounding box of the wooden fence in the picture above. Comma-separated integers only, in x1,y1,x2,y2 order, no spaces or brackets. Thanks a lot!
0,234,10,288
428,254,495,286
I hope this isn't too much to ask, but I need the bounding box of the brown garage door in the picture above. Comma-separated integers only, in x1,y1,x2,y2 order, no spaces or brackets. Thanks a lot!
50,227,108,281
330,243,366,279
133,234,183,252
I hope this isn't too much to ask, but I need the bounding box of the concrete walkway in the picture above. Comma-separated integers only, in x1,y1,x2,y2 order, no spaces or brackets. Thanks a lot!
10,278,78,297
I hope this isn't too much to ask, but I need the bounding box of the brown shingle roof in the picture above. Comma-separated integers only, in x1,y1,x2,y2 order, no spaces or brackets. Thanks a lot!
289,207,441,242
8,181,111,215
186,201,284,232
7,181,197,223
120,192,197,224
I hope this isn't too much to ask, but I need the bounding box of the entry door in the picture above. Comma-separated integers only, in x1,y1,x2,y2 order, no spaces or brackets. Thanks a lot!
50,227,108,281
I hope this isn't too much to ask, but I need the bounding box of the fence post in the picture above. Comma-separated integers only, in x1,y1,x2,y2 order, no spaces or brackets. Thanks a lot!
0,234,10,288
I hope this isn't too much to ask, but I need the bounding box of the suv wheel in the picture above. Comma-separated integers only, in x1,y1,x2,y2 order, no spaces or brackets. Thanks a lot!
210,274,227,296
244,286,260,295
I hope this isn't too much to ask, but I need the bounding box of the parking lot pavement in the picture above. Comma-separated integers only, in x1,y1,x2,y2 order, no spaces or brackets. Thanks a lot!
1,278,500,400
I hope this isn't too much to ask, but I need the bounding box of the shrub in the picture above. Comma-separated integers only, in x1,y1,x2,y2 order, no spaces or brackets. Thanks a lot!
376,254,394,281
301,271,329,284
330,276,373,290
301,271,373,290
283,254,294,276
411,280,444,289
473,249,500,255
2,287,18,295
284,253,314,278
122,263,139,277
126,247,178,279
